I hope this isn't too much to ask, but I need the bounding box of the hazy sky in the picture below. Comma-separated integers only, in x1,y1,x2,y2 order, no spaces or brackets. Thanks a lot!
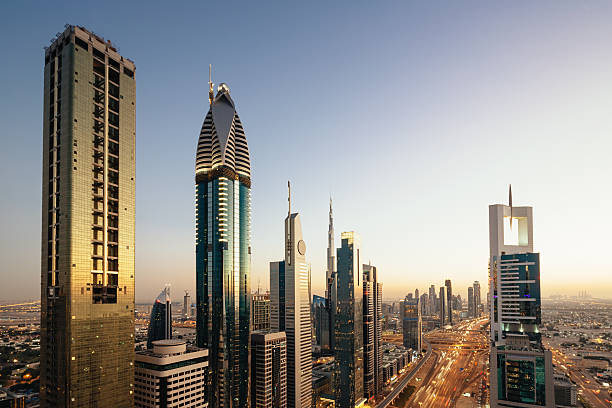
1,1,611,303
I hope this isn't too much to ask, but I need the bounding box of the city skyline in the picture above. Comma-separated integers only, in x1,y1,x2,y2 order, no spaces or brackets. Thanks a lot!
2,1,612,303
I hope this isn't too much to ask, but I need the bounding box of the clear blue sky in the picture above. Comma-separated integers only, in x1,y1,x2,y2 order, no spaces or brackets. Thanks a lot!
1,1,611,303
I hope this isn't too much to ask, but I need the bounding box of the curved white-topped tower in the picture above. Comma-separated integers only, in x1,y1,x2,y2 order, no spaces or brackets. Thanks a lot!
195,81,251,408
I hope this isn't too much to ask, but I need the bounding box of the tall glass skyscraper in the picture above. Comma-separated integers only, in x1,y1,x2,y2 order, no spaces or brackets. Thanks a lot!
41,25,135,407
333,232,364,408
195,81,251,407
147,286,172,349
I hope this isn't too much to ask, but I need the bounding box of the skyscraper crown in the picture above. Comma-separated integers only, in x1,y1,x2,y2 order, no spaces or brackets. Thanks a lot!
195,84,251,185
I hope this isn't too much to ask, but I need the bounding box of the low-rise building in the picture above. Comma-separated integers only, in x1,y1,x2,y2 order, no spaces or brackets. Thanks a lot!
134,339,207,408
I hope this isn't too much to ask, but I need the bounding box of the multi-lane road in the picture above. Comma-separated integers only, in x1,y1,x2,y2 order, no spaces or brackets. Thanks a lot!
547,345,612,407
393,318,489,408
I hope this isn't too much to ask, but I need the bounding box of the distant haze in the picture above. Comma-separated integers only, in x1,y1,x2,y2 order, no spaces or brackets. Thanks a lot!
1,1,611,303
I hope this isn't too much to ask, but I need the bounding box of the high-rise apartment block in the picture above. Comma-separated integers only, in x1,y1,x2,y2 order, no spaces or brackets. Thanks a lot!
488,196,554,407
401,296,422,351
147,286,172,349
41,25,135,407
195,81,251,407
252,292,271,332
251,332,288,408
363,264,383,400
134,340,208,408
333,232,365,408
270,201,312,408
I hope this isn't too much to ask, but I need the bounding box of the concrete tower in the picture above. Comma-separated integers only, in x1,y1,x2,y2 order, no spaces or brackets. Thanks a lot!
270,184,312,408
41,25,135,407
195,76,251,407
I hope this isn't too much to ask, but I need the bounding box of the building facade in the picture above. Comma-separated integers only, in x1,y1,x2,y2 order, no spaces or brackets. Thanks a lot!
333,232,365,408
312,295,331,352
147,286,172,349
488,199,554,407
251,332,287,408
41,25,135,407
473,281,481,317
444,279,453,325
363,264,383,399
467,286,475,317
439,286,447,327
183,291,192,318
195,81,251,407
252,292,271,332
401,296,422,351
270,209,312,408
134,340,208,408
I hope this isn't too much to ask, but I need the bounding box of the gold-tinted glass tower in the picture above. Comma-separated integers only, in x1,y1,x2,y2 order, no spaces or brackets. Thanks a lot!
41,25,136,407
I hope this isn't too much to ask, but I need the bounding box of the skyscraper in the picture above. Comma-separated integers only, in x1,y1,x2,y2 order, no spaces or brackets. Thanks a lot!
147,286,172,349
195,78,251,407
428,285,436,315
333,232,365,408
439,286,447,326
488,193,554,407
41,25,135,407
270,190,312,408
325,198,336,353
444,279,453,325
473,281,481,317
252,292,271,332
312,295,331,352
183,290,191,318
401,296,421,351
467,286,475,318
251,332,287,408
363,264,383,398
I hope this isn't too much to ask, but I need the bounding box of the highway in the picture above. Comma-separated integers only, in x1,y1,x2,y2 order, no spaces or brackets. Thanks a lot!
547,344,612,408
399,318,489,408
376,340,433,408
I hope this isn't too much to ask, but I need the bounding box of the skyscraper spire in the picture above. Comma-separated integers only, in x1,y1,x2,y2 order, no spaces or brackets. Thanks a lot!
326,197,336,300
509,184,513,229
288,180,291,216
208,64,214,106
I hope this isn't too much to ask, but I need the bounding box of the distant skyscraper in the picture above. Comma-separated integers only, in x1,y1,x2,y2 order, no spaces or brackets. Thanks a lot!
444,279,453,325
147,286,172,349
135,340,208,408
312,295,331,352
401,296,422,351
325,198,336,353
473,281,481,317
41,25,136,407
252,292,271,332
183,290,192,318
195,78,251,407
414,288,419,300
488,193,554,407
251,332,287,408
270,190,312,408
429,285,437,315
439,286,447,326
467,286,475,317
362,263,382,401
333,232,365,408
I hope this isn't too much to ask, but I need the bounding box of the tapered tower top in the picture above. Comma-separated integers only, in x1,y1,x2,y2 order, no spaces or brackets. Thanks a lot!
195,81,251,186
